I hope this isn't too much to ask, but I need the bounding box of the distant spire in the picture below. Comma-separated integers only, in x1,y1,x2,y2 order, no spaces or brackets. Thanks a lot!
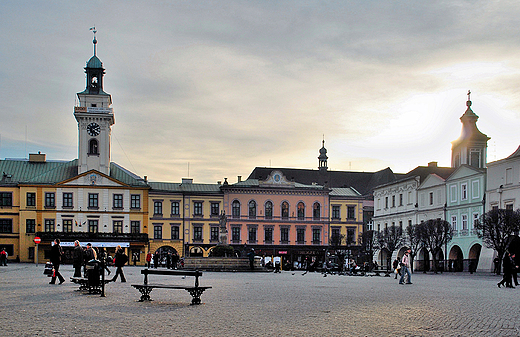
90,26,97,56
466,90,471,107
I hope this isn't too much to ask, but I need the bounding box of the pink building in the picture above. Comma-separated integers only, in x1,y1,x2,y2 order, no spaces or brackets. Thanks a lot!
221,170,329,267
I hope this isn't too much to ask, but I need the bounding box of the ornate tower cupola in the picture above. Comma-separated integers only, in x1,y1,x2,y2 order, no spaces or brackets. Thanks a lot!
318,138,328,173
451,91,490,169
74,28,115,176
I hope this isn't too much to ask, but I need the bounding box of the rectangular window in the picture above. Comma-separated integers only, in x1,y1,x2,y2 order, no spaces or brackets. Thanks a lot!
26,192,36,207
347,228,355,244
88,193,98,209
347,206,356,219
264,227,273,243
473,213,479,228
385,197,389,208
280,228,289,243
154,201,163,216
462,214,468,230
88,220,98,233
312,228,321,244
0,219,13,233
210,226,219,241
331,227,340,241
332,206,340,219
44,219,55,232
429,192,434,205
193,226,203,241
451,216,457,229
113,220,123,234
131,194,141,209
194,202,203,216
211,202,220,216
399,194,403,206
26,219,36,233
232,227,241,242
171,201,180,216
0,192,13,207
63,192,73,208
506,168,513,185
248,227,257,243
461,183,468,201
154,225,162,239
392,195,395,207
171,225,180,240
63,219,73,233
131,221,140,234
45,192,55,208
113,194,123,209
506,203,514,211
297,228,305,243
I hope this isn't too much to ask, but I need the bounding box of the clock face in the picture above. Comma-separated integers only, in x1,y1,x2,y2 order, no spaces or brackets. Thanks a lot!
87,123,100,136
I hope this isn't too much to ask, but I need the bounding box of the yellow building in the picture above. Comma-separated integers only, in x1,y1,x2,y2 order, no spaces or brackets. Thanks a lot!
148,179,223,261
329,187,365,251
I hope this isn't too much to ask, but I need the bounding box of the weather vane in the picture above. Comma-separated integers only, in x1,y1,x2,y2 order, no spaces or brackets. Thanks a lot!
467,90,472,107
90,26,97,55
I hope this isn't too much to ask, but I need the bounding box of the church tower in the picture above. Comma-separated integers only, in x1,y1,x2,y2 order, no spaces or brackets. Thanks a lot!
74,29,114,176
318,139,328,173
451,91,490,169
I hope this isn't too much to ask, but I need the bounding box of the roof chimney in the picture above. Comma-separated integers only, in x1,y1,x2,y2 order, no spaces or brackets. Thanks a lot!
238,176,242,183
428,162,438,167
29,153,46,163
182,178,193,184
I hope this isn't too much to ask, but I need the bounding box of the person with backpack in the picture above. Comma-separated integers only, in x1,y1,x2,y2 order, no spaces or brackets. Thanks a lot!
111,245,127,282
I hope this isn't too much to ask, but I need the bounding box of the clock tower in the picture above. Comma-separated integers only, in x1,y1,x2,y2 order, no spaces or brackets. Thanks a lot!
74,30,114,176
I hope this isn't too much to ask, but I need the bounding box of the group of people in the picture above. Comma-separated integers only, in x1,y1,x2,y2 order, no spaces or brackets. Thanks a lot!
392,249,413,285
497,251,519,289
49,238,128,285
145,251,180,269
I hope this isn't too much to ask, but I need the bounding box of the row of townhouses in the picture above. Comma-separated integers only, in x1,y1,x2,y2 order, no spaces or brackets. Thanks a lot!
1,37,519,271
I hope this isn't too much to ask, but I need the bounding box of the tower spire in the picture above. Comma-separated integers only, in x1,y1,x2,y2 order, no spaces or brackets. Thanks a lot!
90,26,97,56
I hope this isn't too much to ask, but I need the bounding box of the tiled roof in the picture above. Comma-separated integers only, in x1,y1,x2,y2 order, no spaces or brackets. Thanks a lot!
148,181,222,194
0,159,147,187
247,167,403,196
329,187,362,197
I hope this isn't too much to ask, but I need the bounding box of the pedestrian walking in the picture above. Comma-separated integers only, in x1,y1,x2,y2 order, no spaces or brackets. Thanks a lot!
0,248,7,266
49,238,65,285
248,249,255,270
146,251,152,268
72,240,83,277
511,254,519,287
498,252,515,288
399,249,412,285
392,258,401,279
112,245,127,282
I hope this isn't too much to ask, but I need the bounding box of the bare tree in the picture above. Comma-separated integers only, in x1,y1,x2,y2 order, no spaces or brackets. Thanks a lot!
359,230,376,267
419,219,453,273
475,208,520,274
378,225,404,274
405,224,423,273
329,233,346,272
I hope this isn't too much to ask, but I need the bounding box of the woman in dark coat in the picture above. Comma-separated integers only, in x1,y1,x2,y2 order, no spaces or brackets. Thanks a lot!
498,252,514,288
49,238,65,284
72,240,84,277
111,245,127,282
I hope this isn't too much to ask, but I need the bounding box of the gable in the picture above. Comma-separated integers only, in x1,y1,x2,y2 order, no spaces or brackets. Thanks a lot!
446,165,484,182
61,170,127,187
418,174,445,190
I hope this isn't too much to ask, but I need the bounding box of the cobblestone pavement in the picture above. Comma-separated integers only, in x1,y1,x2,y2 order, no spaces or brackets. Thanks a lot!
1,264,519,337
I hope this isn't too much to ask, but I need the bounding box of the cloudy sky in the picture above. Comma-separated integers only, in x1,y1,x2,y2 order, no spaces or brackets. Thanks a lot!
1,1,520,184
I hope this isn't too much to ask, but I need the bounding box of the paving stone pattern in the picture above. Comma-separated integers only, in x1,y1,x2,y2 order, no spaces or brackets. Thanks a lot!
1,264,519,336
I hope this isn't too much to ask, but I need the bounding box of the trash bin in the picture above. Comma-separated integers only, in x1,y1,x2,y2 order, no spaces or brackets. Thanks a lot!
86,259,100,288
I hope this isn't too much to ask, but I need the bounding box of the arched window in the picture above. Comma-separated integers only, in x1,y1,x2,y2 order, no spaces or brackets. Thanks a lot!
89,139,99,155
249,200,257,219
265,201,273,220
232,200,241,219
281,201,289,220
313,202,321,220
297,202,305,220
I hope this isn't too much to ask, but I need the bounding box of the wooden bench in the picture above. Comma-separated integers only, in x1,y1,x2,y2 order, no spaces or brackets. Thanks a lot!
70,277,112,294
132,269,211,305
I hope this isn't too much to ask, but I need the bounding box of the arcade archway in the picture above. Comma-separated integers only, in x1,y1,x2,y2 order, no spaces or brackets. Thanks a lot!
468,243,481,272
449,245,463,272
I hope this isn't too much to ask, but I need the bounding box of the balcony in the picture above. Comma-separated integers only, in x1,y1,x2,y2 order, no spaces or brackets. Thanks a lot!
36,231,149,243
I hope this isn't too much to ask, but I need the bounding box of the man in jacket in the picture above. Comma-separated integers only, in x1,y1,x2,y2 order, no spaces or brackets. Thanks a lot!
49,238,65,284
72,240,83,277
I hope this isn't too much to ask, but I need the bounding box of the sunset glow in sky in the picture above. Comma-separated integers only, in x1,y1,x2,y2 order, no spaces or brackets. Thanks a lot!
1,1,520,184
